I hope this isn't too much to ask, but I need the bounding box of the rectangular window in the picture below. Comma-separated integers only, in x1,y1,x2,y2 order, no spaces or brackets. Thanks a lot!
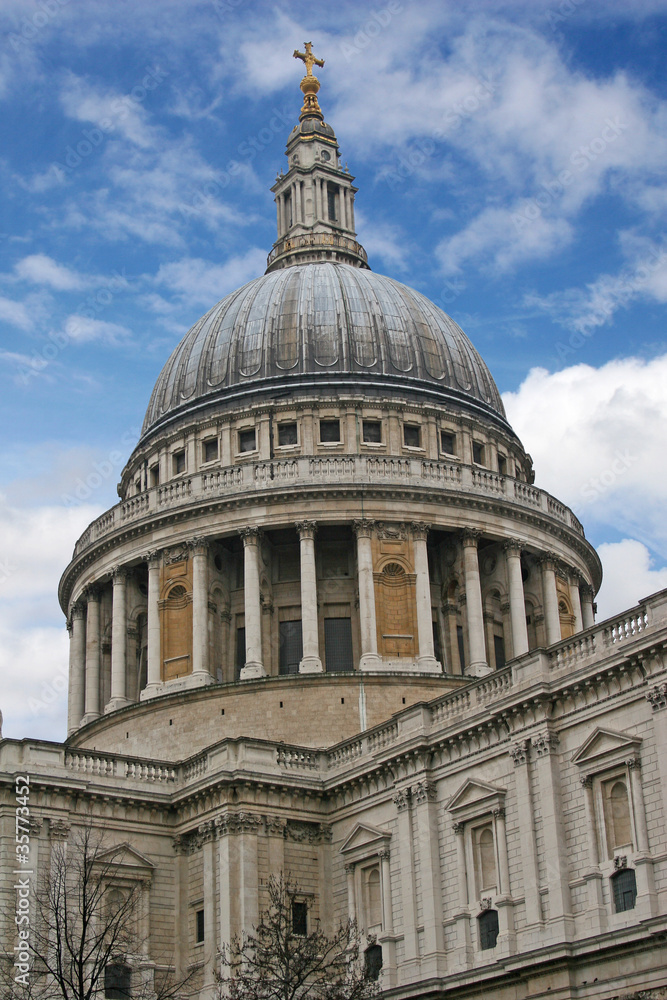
278,421,298,446
493,634,506,670
203,438,218,463
319,419,341,443
612,868,637,912
238,428,256,453
195,908,205,944
292,899,308,936
472,442,485,465
497,453,507,475
173,450,185,474
236,627,246,674
105,963,131,999
135,479,142,494
457,624,466,674
432,619,443,666
149,464,159,488
362,420,382,443
440,430,456,455
403,424,421,448
324,618,354,672
284,192,292,229
327,184,337,221
279,620,303,674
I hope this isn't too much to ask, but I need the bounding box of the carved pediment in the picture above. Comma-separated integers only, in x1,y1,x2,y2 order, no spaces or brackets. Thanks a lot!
95,843,156,875
340,822,390,862
446,778,506,819
571,728,641,771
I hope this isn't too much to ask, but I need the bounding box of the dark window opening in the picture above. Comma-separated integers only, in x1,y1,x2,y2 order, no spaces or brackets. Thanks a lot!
493,634,506,670
196,908,205,944
292,900,308,936
238,428,256,453
432,619,442,666
457,625,466,674
284,192,292,229
279,620,303,675
497,454,507,475
203,439,218,463
324,618,354,672
149,465,159,488
173,450,185,474
327,184,338,221
236,627,246,675
472,442,485,465
479,909,499,949
364,944,383,981
105,963,131,999
363,420,382,443
403,424,421,448
320,419,341,443
612,868,637,912
440,430,456,455
134,479,141,494
278,422,298,446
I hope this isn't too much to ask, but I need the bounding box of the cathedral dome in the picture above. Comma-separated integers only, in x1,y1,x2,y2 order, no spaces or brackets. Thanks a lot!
141,262,507,442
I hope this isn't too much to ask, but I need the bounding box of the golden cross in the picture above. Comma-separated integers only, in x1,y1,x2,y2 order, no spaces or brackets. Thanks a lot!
293,41,324,77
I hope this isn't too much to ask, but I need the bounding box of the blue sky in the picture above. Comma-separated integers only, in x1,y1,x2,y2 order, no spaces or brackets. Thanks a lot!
1,0,667,741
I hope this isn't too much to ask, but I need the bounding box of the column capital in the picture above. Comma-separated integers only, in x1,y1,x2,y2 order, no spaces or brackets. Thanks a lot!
492,807,506,820
646,683,667,712
143,548,161,567
538,551,558,571
49,818,71,841
412,779,437,803
580,775,593,788
378,848,391,860
503,537,522,556
461,527,481,548
295,519,317,539
393,788,411,812
344,863,355,874
188,536,209,556
239,526,262,544
352,518,375,539
580,582,595,599
452,821,465,836
509,740,529,766
82,583,101,603
111,564,130,583
531,730,560,756
410,521,430,541
70,600,86,621
625,755,642,770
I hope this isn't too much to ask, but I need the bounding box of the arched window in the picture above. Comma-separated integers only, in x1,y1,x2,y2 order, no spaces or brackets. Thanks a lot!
612,868,637,913
105,962,131,999
476,825,497,893
603,778,633,856
364,943,383,981
478,909,499,950
366,868,382,928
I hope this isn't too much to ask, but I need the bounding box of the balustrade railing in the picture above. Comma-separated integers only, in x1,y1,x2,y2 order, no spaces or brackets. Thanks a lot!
71,456,585,558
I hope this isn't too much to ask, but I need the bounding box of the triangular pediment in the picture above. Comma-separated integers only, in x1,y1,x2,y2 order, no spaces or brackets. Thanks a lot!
96,843,155,871
340,823,390,856
571,728,641,767
446,778,506,815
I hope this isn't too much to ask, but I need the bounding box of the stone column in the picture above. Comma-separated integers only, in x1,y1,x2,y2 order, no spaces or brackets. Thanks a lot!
82,586,101,725
393,789,419,976
296,521,323,673
354,520,380,669
462,530,490,676
67,603,86,734
345,864,356,923
411,523,439,672
452,822,473,971
504,539,529,657
294,181,302,225
191,538,212,683
540,554,561,645
579,775,606,932
580,584,595,629
493,806,516,956
142,550,162,697
107,567,129,712
569,573,584,633
509,742,541,927
530,730,573,940
240,528,264,678
378,848,396,986
349,191,356,231
626,756,657,917
412,781,446,976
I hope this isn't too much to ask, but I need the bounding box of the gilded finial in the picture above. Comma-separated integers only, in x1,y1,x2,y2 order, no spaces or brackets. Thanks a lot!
293,41,325,120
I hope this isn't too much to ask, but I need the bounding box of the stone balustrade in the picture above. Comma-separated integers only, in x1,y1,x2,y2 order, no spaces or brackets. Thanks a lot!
72,457,585,559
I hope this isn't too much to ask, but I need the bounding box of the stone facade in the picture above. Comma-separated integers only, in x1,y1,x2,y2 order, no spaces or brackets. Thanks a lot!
2,55,666,1000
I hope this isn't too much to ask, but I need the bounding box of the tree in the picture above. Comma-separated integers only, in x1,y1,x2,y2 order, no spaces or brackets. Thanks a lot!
1,822,195,1000
217,874,381,1000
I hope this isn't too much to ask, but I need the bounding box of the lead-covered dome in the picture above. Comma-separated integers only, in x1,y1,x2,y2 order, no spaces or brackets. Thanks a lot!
142,263,507,441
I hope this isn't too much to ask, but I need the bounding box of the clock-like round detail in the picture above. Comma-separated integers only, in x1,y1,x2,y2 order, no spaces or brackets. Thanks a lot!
320,150,331,162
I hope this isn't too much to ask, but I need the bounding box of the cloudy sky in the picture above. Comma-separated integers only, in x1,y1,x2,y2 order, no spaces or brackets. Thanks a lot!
1,0,666,741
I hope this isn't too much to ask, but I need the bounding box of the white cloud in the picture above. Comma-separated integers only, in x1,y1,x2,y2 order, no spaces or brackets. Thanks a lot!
63,314,133,344
595,539,667,621
154,250,267,308
58,70,163,149
15,253,89,291
502,355,667,581
0,294,32,329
